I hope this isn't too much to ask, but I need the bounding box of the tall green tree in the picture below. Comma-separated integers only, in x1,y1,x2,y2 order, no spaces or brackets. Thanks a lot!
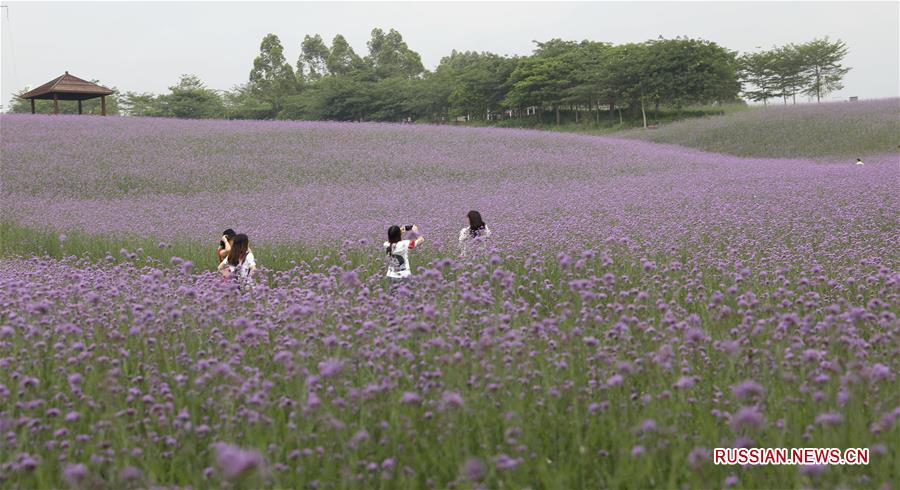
249,33,298,117
504,39,580,125
366,28,424,80
368,77,417,121
407,71,451,121
436,50,517,120
326,34,365,76
641,38,740,111
603,42,653,126
562,41,613,123
738,50,777,105
768,44,809,105
299,34,331,81
797,37,850,102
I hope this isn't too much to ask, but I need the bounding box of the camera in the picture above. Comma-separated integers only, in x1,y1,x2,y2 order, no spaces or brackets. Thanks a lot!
404,225,414,231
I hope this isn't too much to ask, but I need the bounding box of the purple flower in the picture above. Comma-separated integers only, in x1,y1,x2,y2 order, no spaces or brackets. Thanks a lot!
63,463,88,485
442,391,464,408
317,358,344,378
349,430,370,447
674,376,696,390
687,447,708,469
815,412,843,426
802,349,823,363
870,443,887,455
19,454,40,471
799,464,827,476
731,406,765,431
341,270,361,287
463,457,486,482
837,390,850,406
180,261,194,274
213,442,264,480
494,454,522,470
118,466,142,481
731,380,765,400
869,363,891,381
400,392,422,405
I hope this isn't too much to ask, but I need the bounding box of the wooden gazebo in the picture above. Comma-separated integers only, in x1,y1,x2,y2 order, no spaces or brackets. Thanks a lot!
20,72,114,115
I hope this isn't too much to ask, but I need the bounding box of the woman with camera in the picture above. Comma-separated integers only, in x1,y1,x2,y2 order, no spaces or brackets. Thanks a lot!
384,224,425,294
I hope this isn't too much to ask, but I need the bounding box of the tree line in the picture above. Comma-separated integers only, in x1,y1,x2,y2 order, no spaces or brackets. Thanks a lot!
8,29,850,124
738,37,850,105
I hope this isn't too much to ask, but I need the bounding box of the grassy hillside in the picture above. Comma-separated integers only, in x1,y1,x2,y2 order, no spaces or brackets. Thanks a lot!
613,98,900,158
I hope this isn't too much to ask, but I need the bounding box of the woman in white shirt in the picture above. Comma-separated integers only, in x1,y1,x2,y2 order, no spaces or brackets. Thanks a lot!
217,229,254,266
458,210,491,257
218,233,256,290
384,224,425,293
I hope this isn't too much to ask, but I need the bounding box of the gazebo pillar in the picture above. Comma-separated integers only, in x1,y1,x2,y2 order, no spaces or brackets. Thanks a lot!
30,99,35,114
78,100,83,115
101,96,106,116
53,94,59,115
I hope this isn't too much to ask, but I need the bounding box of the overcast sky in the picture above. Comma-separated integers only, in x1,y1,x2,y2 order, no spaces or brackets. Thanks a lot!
2,1,898,108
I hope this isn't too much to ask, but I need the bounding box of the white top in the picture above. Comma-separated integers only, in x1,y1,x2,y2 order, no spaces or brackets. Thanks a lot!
384,240,416,278
458,226,491,256
221,251,256,282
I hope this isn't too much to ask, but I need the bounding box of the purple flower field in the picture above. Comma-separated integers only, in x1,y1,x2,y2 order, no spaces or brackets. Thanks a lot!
0,114,898,488
2,114,898,254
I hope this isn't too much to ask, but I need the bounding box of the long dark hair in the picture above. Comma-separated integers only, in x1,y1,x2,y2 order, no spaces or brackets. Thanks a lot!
227,234,249,266
386,225,402,255
467,210,486,238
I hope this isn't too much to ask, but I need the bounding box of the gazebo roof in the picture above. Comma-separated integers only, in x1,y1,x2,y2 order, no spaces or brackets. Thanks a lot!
21,72,114,101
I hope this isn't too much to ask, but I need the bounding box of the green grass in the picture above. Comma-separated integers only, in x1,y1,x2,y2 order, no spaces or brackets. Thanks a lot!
0,220,443,276
612,98,900,158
